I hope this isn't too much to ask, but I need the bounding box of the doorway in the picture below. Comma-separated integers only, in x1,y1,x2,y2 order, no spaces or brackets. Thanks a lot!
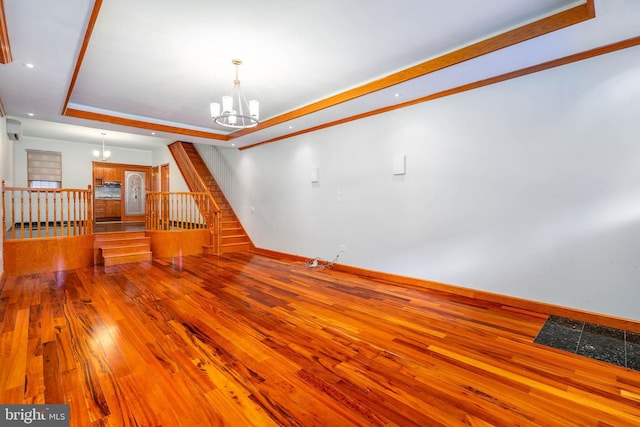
161,163,170,192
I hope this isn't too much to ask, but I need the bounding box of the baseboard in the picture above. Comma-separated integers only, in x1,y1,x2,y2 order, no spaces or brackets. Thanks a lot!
254,247,640,334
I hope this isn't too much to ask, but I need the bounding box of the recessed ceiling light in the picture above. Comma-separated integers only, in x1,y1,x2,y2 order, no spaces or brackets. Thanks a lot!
394,93,400,98
288,125,293,129
231,143,236,147
27,113,34,116
23,63,35,69
151,132,156,135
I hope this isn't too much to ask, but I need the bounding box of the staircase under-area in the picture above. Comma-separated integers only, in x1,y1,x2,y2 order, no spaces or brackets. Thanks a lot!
94,231,152,266
169,141,252,253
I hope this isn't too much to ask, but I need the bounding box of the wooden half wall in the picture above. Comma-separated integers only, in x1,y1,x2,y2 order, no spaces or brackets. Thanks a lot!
146,229,211,259
4,235,94,276
4,229,213,275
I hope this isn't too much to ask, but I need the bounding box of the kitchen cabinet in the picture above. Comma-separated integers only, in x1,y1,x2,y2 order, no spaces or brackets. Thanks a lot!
94,199,106,218
93,162,151,221
94,199,121,221
105,200,121,218
93,164,121,186
104,166,121,183
94,166,104,187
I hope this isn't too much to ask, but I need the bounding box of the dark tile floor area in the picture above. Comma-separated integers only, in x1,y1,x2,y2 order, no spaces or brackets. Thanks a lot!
535,315,640,371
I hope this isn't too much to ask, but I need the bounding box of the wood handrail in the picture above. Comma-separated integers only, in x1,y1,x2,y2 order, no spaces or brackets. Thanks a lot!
169,142,221,212
2,180,93,239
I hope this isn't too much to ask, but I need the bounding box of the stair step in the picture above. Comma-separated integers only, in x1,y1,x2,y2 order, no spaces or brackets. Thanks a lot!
103,251,152,267
94,231,152,266
95,236,151,249
101,243,151,257
222,235,250,244
221,242,252,253
222,228,244,236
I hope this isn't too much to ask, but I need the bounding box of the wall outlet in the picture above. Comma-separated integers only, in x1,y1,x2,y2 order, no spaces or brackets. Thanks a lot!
339,244,346,252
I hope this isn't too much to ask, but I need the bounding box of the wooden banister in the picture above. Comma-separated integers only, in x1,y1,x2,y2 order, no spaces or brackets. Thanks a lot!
2,180,93,239
146,191,221,254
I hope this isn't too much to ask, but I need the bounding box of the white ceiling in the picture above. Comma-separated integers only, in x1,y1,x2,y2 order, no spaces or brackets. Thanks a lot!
0,0,638,151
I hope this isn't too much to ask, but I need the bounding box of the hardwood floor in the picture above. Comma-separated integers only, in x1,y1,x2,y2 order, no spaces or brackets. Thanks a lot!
2,252,640,426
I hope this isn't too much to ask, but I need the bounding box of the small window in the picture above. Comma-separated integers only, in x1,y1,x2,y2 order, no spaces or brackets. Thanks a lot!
27,149,62,188
29,180,61,189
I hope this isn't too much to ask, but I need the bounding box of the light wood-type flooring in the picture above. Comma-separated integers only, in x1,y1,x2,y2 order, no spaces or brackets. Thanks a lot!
2,251,640,426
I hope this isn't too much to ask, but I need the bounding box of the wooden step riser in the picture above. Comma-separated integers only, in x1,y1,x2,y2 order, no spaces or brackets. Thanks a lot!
95,237,152,248
222,221,241,228
221,242,252,253
222,236,250,245
103,252,152,267
101,244,151,257
221,228,244,237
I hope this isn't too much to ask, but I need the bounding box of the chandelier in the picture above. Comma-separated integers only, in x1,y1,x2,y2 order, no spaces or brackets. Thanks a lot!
210,59,259,129
93,132,111,161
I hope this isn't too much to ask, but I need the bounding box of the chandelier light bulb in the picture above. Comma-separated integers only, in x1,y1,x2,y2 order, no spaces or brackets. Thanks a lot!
249,100,259,120
210,102,220,118
222,96,233,114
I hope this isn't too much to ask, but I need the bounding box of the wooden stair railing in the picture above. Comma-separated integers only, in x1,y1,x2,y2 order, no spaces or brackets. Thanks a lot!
146,191,221,254
2,180,93,239
168,141,252,253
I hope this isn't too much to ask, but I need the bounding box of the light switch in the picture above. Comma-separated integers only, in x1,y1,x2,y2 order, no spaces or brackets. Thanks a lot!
393,154,406,175
311,165,319,183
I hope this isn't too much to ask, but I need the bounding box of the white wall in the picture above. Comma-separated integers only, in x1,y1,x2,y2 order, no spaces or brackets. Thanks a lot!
13,136,153,188
201,44,640,320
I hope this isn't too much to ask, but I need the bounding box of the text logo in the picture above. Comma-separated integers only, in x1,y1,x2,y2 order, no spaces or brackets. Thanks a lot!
0,405,69,426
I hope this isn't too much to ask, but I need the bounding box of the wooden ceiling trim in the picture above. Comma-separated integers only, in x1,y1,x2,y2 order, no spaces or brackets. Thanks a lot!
232,0,595,141
65,108,229,141
241,35,640,151
0,0,12,64
61,0,103,115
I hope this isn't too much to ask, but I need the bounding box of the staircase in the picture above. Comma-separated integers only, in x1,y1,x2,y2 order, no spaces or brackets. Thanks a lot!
169,141,252,253
94,231,152,266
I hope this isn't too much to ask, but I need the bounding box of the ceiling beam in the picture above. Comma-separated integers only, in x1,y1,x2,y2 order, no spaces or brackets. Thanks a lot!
242,35,640,150
61,0,103,115
64,108,229,141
